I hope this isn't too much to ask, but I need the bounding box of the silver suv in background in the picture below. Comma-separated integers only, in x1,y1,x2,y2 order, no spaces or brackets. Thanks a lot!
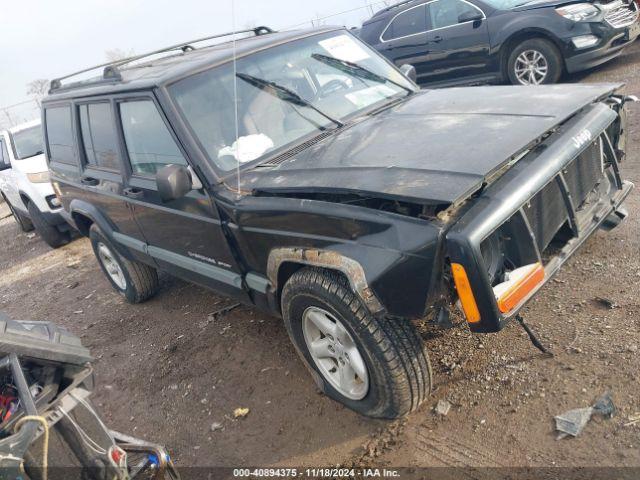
0,120,72,248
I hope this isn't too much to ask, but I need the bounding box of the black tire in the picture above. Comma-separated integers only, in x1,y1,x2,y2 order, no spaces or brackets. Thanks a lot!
281,267,432,419
89,224,159,304
27,201,71,248
507,38,562,85
6,199,33,232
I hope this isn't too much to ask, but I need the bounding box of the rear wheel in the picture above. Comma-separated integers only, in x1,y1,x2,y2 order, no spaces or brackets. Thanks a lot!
89,225,159,303
27,201,71,248
507,38,562,85
6,199,33,232
281,267,432,419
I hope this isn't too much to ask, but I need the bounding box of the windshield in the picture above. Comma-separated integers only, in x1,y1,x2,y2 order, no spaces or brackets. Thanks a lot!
168,31,416,172
12,125,44,160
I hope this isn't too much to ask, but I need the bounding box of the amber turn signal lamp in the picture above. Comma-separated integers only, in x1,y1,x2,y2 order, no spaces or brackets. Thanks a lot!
451,263,481,323
495,263,545,313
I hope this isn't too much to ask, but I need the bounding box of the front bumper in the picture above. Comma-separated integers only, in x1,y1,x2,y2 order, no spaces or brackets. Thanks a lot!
39,209,69,229
564,17,640,73
447,101,632,333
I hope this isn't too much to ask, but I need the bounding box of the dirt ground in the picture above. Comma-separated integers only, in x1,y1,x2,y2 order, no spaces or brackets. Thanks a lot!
1,43,639,475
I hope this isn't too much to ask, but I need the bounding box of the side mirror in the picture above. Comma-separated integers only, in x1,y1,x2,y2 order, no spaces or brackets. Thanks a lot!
399,64,417,83
458,11,483,23
156,164,197,202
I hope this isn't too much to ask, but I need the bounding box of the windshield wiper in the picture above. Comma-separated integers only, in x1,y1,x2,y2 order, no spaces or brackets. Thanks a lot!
236,73,343,128
311,53,414,95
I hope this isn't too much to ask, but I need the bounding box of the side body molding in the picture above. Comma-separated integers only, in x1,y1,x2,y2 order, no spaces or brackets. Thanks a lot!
266,247,384,313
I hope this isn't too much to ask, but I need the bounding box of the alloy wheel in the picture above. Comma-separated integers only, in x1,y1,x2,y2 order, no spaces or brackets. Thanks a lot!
302,306,369,400
97,242,127,290
514,49,549,85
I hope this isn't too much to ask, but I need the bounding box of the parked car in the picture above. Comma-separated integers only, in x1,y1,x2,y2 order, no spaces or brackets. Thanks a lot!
358,0,640,86
0,120,72,248
43,27,632,418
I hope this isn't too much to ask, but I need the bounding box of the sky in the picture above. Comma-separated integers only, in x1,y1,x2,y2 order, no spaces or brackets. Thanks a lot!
0,0,392,126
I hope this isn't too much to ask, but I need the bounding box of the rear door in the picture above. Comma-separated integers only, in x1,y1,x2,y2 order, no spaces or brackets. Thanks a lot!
114,94,248,300
376,2,437,82
45,101,147,261
422,0,491,84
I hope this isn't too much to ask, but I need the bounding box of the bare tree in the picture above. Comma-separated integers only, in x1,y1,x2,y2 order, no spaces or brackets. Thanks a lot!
105,48,135,62
26,79,50,106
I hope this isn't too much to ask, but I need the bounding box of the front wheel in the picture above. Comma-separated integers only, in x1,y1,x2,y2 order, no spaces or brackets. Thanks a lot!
507,38,562,85
27,201,71,248
89,225,159,304
281,267,432,419
6,200,33,232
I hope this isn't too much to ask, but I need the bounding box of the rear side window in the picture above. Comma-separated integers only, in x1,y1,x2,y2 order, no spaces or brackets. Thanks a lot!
382,4,428,41
79,103,120,171
119,100,187,176
45,106,76,165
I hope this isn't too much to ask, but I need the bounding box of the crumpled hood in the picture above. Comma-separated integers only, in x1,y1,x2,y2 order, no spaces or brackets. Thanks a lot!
240,83,622,206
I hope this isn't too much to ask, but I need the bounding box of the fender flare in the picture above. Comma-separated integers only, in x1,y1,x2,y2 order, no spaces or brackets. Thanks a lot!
267,247,384,313
68,199,136,261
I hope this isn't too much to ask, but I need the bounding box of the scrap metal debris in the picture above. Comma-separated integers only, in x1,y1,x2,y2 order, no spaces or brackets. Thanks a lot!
624,413,640,427
554,392,616,439
233,407,250,419
207,303,241,322
435,399,451,416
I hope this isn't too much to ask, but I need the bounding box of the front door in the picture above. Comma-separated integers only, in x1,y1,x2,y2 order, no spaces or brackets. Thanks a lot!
422,0,491,85
114,95,248,300
0,135,20,209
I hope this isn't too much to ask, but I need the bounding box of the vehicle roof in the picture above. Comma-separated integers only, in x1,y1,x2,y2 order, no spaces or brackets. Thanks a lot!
44,27,344,103
7,119,41,135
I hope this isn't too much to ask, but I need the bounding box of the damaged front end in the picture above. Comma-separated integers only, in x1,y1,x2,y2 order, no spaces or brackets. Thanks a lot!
446,95,634,333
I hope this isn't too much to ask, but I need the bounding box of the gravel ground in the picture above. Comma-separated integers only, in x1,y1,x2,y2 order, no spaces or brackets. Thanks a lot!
0,41,639,474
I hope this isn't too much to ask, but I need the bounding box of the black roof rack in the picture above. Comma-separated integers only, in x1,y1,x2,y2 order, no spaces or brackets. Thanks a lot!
49,26,275,93
371,0,419,18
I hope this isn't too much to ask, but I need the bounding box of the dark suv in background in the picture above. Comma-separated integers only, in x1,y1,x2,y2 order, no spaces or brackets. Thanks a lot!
359,0,640,86
42,27,632,418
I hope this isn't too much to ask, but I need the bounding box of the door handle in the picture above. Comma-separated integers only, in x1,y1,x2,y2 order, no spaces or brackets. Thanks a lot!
81,176,99,186
432,35,444,43
123,187,144,199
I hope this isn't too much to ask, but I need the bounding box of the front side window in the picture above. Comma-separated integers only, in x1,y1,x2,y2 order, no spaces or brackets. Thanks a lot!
169,32,416,172
45,106,76,165
382,4,428,41
429,0,482,30
12,126,43,160
119,100,187,176
79,103,120,170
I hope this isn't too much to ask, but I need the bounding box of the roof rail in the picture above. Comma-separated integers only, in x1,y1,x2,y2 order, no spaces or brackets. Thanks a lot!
49,26,275,93
372,0,418,18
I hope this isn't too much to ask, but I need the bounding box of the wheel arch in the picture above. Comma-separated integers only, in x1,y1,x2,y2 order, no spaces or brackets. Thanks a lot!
17,191,33,211
68,199,137,261
267,248,384,315
500,29,566,79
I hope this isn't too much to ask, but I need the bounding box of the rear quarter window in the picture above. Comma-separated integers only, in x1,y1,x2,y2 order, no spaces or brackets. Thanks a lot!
45,106,77,165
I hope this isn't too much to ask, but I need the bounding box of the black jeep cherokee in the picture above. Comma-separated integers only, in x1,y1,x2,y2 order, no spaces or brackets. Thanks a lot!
42,27,633,418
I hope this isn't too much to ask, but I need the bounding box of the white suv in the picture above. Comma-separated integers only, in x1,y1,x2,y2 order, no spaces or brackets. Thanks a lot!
0,119,71,248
